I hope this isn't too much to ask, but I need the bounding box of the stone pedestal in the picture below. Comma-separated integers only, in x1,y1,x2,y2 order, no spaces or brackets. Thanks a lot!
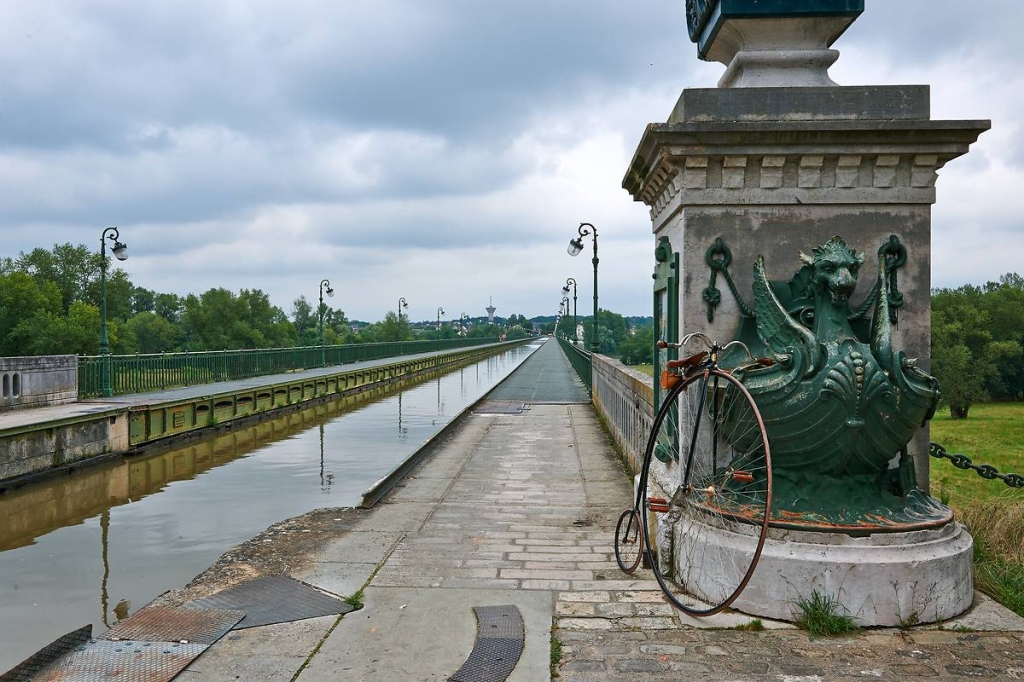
625,2,991,625
624,87,988,489
671,517,974,626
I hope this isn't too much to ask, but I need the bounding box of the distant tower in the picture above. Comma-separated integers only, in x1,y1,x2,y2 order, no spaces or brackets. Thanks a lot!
486,297,496,324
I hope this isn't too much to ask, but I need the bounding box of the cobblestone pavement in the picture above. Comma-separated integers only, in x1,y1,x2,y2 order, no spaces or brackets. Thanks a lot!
334,400,1024,681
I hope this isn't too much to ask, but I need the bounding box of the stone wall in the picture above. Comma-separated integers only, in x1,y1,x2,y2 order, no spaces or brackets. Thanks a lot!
0,356,78,412
591,355,654,476
0,411,129,482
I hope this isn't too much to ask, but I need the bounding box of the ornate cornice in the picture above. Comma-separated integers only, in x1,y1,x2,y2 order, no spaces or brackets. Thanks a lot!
624,120,990,217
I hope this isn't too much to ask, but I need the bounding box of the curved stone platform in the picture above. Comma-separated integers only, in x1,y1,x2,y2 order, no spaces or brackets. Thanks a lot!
671,516,974,626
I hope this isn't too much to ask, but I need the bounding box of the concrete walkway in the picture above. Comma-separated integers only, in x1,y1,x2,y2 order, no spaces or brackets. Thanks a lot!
175,338,1024,681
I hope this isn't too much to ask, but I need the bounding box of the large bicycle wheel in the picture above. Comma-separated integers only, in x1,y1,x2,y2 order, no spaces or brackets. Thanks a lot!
614,508,643,574
640,368,772,616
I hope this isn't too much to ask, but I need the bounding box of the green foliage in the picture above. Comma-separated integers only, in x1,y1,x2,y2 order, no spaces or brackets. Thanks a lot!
0,272,63,355
973,533,1024,618
793,591,859,637
11,243,98,312
932,273,1024,416
124,312,181,353
549,633,563,676
734,618,765,631
11,301,103,355
619,325,654,365
343,587,365,609
371,311,413,342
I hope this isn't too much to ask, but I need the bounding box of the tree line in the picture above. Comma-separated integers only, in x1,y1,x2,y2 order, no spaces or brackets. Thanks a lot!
5,242,1018,420
0,243,531,356
931,273,1024,418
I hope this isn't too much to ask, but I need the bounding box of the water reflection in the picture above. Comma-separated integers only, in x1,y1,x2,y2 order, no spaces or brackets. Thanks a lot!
0,341,541,673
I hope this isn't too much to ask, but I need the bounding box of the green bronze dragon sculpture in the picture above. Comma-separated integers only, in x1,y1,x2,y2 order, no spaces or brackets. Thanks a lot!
726,237,948,532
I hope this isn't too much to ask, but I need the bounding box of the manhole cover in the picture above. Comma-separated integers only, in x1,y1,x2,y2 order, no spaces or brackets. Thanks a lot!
449,605,524,682
184,576,353,629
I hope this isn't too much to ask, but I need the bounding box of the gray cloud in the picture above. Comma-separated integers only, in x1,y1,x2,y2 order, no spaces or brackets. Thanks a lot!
0,1,1021,320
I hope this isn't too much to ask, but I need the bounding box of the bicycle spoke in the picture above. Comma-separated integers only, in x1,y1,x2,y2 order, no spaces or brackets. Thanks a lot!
641,368,772,616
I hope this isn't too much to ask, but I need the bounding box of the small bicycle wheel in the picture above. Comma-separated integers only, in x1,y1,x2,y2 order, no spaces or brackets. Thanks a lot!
614,508,643,574
641,368,772,616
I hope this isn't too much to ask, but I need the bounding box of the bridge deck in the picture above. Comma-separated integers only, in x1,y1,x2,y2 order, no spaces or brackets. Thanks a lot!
487,337,590,404
0,344,509,434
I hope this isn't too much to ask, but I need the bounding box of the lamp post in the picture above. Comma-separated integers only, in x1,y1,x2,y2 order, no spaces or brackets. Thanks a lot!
567,222,599,351
319,279,334,367
560,297,570,339
437,307,445,331
398,297,408,321
99,227,128,397
562,277,577,343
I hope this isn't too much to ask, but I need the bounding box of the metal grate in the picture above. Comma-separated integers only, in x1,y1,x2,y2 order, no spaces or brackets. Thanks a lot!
0,625,92,682
474,401,527,415
102,606,244,645
30,640,207,682
183,575,353,629
448,605,524,682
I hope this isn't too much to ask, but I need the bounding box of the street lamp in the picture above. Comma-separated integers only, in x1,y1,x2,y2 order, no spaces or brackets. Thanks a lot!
437,307,445,331
561,297,570,339
398,297,408,321
319,279,334,367
562,277,577,343
567,222,599,351
99,227,128,397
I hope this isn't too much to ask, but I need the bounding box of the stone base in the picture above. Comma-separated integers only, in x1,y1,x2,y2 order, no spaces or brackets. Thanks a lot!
671,517,974,626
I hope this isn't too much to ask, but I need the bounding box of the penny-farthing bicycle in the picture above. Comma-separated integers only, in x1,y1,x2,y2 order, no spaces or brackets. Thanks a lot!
614,333,773,616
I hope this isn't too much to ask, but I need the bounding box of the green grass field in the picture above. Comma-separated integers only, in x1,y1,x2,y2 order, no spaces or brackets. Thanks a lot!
930,402,1024,617
930,402,1024,507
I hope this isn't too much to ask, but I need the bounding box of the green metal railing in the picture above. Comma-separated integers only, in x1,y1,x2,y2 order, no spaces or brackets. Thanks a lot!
557,336,592,393
79,338,501,398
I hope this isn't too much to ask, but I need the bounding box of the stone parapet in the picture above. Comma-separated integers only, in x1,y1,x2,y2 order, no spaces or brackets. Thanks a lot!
0,356,78,412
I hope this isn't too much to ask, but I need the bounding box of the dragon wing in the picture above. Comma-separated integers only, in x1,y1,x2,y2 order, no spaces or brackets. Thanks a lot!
753,255,821,376
871,258,895,375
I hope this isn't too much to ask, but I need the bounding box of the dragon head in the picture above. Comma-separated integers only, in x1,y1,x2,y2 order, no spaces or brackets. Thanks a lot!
799,236,865,307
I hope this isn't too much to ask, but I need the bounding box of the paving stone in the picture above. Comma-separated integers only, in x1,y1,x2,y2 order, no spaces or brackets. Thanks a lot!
557,602,596,616
614,658,668,673
891,662,941,676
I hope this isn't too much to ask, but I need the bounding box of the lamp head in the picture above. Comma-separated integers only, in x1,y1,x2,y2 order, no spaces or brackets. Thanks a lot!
567,238,584,257
562,285,570,295
112,241,129,261
326,286,335,298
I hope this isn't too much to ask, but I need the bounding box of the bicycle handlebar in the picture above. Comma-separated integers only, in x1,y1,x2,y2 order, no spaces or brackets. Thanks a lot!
658,336,775,369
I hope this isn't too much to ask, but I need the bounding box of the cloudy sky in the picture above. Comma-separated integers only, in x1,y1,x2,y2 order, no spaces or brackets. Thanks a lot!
1,1,1020,322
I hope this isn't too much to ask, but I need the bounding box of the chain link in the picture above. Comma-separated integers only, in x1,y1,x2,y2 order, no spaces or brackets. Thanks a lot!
929,442,1024,489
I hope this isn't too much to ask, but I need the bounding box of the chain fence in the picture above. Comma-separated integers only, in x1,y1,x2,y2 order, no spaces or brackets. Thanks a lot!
929,442,1024,489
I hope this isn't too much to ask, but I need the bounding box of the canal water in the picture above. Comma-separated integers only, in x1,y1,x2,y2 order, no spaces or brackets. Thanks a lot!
0,340,541,672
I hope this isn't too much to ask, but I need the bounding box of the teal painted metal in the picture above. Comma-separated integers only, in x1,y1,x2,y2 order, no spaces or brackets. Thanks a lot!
686,0,864,58
78,338,501,398
98,227,129,397
567,223,599,351
732,236,944,531
653,236,679,414
557,337,592,394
